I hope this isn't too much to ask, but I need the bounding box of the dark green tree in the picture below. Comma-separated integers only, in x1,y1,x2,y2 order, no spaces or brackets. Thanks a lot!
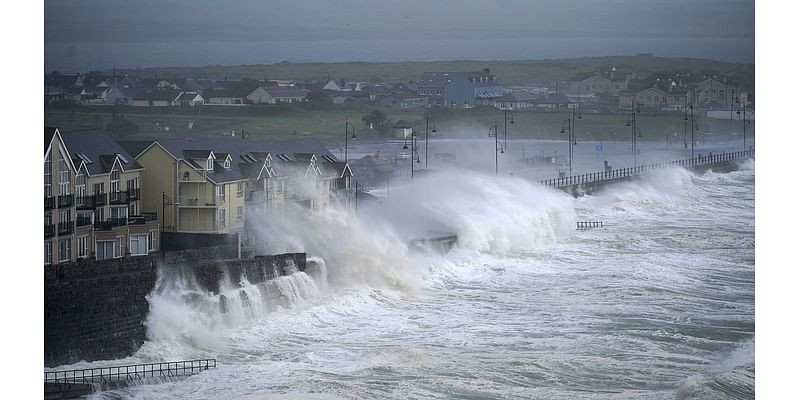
361,110,391,132
304,90,333,111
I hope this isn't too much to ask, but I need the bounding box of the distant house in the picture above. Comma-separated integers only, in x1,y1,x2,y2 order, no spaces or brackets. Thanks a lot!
204,84,264,105
494,92,537,110
126,88,183,107
377,93,425,109
322,80,347,92
177,92,205,107
418,69,502,108
566,69,630,97
261,87,308,104
618,86,669,111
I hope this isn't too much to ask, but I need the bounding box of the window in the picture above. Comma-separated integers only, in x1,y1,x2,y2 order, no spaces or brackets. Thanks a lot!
218,185,226,202
126,177,138,192
237,206,243,221
58,153,70,195
149,230,157,252
45,242,52,265
115,237,124,258
129,235,148,256
77,236,88,259
44,158,52,197
59,210,70,225
59,238,71,262
128,202,138,217
110,168,120,194
237,182,244,197
219,208,226,229
76,172,86,203
96,241,114,260
224,158,231,169
207,157,214,171
95,207,104,224
94,182,104,195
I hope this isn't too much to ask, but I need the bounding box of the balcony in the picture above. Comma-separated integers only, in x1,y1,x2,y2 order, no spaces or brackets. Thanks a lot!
128,212,158,225
126,188,141,202
94,218,128,231
45,196,55,210
45,224,55,238
75,196,93,210
93,193,107,208
177,197,216,208
57,194,74,208
57,221,74,235
109,191,129,204
76,215,93,227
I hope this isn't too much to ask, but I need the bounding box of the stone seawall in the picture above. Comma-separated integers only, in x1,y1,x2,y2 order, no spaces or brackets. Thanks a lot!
45,248,305,367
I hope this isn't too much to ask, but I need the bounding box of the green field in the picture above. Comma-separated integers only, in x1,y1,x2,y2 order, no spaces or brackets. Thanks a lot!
101,56,754,88
46,105,753,147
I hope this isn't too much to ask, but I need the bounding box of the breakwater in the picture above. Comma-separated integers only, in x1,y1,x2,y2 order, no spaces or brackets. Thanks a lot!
44,247,305,367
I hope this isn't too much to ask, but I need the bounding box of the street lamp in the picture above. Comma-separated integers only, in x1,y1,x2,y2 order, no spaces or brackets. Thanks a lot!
737,100,751,150
625,99,641,167
503,109,515,155
560,118,576,176
489,121,503,175
425,113,438,169
344,121,357,162
402,130,421,183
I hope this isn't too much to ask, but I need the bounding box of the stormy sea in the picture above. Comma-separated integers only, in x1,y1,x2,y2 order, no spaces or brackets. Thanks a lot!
70,159,755,399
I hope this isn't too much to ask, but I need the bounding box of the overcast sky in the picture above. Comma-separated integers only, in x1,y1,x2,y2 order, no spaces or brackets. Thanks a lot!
44,0,755,70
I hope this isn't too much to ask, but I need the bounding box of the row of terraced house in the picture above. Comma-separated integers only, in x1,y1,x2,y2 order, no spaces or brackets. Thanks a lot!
45,127,353,265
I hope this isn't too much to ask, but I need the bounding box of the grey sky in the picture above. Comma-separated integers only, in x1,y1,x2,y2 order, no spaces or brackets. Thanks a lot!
44,0,755,70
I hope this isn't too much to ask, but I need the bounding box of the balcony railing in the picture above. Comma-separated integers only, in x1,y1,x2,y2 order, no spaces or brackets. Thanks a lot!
45,196,55,210
109,191,129,204
177,197,216,207
127,188,141,201
75,196,93,210
93,193,107,208
76,215,93,227
57,221,74,235
57,194,74,208
128,212,158,225
94,218,128,231
45,224,55,238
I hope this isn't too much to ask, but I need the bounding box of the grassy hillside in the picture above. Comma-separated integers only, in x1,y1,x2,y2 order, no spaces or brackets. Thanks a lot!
102,56,754,88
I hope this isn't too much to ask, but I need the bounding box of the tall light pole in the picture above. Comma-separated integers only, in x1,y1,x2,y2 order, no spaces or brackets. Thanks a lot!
488,121,503,175
737,99,751,150
425,113,437,169
683,96,689,150
402,130,421,183
560,118,575,176
626,99,641,167
504,109,515,156
690,95,696,159
344,121,356,162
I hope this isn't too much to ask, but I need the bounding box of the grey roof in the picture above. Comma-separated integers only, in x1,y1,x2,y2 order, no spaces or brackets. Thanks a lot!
262,87,308,98
117,140,154,158
152,137,343,184
60,129,143,175
124,87,182,101
45,127,57,154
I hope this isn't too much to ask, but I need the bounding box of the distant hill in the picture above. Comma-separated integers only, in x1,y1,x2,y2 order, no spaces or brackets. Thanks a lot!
95,56,754,89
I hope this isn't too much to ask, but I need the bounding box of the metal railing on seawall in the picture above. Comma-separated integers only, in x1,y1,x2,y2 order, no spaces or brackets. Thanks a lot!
539,148,754,189
45,359,216,388
576,221,603,230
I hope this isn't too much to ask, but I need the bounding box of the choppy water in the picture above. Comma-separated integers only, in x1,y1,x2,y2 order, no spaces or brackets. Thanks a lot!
79,160,754,399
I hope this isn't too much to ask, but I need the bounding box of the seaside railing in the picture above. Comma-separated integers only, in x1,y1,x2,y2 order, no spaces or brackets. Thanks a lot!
576,221,604,230
45,359,216,388
539,148,754,189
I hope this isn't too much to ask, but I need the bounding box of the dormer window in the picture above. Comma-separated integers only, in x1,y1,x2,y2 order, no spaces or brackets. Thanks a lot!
223,159,230,169
207,157,213,171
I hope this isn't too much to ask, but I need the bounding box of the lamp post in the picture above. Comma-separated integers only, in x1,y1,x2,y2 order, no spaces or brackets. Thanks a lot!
503,109,515,156
488,121,503,175
683,96,689,150
690,96,696,159
737,100,751,150
626,99,641,167
344,121,357,163
425,113,437,169
402,130,421,183
560,118,575,176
